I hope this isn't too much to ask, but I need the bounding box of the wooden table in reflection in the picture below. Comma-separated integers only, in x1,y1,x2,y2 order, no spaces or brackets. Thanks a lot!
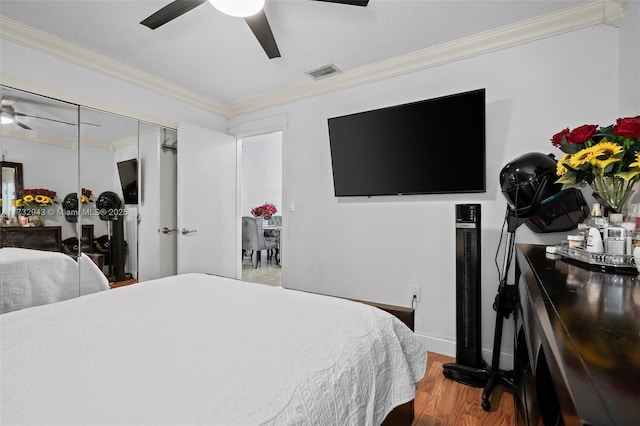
515,243,640,426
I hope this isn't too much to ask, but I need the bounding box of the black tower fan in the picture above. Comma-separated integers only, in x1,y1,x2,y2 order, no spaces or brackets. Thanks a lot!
442,152,589,411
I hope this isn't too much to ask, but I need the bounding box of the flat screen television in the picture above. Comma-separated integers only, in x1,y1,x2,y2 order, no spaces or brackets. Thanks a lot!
117,158,138,205
328,89,486,197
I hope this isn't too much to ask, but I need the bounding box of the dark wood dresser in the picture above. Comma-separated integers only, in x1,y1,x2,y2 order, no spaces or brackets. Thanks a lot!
1,224,97,254
514,243,640,426
0,226,62,251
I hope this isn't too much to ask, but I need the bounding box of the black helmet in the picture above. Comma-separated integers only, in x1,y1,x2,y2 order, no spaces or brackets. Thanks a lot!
96,191,122,220
500,152,561,218
500,152,588,232
62,193,78,223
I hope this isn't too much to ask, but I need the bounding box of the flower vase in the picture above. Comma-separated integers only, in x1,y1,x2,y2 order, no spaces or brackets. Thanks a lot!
590,176,638,215
27,212,43,227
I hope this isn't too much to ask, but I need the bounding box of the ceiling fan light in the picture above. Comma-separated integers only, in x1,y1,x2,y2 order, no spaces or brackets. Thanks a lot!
208,0,265,18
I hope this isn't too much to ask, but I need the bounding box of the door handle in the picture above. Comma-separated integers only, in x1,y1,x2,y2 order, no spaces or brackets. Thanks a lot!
181,228,197,235
159,227,177,234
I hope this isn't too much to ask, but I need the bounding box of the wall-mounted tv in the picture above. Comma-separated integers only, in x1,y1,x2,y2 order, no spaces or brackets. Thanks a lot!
117,158,138,205
328,89,486,197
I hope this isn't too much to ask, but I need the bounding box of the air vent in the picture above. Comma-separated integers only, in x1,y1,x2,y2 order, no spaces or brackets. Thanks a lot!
305,64,342,80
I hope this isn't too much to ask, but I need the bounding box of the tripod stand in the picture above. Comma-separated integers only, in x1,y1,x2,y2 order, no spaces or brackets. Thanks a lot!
443,211,521,411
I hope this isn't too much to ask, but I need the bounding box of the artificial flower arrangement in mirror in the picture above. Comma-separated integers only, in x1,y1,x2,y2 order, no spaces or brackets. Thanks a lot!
12,188,58,226
553,115,640,214
251,202,278,220
12,188,58,211
81,188,94,205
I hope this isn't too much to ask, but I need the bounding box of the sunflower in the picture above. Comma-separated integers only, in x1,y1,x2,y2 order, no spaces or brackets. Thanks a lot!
34,195,47,204
22,194,34,203
568,146,596,169
629,152,640,168
556,153,572,176
589,139,623,170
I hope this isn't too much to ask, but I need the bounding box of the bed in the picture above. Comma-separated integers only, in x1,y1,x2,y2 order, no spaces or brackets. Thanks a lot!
0,247,109,314
0,273,428,425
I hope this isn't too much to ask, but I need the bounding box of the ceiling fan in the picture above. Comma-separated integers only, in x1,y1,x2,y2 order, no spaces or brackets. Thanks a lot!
140,0,370,59
1,100,33,130
1,99,100,130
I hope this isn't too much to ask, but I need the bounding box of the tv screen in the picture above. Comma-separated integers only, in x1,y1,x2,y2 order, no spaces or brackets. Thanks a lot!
328,89,486,197
117,158,138,205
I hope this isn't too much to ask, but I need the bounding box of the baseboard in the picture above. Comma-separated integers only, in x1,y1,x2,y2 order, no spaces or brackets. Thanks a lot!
414,332,514,370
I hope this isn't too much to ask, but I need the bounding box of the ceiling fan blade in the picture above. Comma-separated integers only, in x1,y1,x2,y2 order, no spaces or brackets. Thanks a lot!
312,0,369,6
14,120,33,131
244,10,281,59
15,112,76,126
141,0,207,29
14,112,99,127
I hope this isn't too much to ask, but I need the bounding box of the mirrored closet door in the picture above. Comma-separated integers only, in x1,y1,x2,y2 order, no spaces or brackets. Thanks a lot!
1,86,81,313
1,85,177,313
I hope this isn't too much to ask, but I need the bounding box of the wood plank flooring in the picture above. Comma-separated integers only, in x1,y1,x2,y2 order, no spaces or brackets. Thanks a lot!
413,352,515,426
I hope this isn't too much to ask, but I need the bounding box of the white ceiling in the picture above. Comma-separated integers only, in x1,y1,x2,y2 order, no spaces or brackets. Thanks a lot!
1,0,593,110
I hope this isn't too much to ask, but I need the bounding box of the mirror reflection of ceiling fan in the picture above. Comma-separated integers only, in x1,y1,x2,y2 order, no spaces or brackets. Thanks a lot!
141,0,369,59
1,99,100,131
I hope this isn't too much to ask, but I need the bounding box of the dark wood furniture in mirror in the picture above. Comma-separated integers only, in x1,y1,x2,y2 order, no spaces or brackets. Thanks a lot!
0,226,62,252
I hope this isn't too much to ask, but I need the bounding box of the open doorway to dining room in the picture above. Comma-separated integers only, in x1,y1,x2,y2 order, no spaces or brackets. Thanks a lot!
240,131,283,287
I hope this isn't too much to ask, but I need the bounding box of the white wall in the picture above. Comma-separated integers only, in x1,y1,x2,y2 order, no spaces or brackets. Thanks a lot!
618,0,639,116
241,132,283,217
231,24,624,362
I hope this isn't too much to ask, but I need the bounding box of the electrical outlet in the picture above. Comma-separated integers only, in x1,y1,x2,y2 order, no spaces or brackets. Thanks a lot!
411,286,421,303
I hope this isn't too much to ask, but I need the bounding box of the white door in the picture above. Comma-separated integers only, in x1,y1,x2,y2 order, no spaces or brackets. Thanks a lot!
177,122,238,277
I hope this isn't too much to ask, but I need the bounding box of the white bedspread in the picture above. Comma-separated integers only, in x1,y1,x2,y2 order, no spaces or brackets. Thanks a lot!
0,247,109,314
0,273,427,425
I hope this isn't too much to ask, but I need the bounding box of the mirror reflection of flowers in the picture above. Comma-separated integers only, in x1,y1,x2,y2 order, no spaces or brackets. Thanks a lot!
81,188,94,204
12,188,58,208
251,202,278,219
552,116,640,213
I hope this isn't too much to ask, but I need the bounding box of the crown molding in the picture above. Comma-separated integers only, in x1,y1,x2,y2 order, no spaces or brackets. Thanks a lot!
0,1,629,120
604,0,630,25
0,128,76,149
0,16,229,117
111,135,137,151
229,0,628,116
0,126,126,150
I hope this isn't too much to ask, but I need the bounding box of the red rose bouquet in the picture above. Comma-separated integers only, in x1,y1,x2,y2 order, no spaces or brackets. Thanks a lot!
552,115,640,213
251,202,278,219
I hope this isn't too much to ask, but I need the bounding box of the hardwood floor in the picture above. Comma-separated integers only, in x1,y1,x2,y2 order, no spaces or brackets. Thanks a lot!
413,352,515,426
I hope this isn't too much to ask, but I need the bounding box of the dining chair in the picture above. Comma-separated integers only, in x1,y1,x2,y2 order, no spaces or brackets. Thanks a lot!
242,216,277,268
264,215,281,264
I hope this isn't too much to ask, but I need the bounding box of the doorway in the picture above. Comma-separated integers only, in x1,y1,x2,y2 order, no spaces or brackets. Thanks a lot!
240,131,283,286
